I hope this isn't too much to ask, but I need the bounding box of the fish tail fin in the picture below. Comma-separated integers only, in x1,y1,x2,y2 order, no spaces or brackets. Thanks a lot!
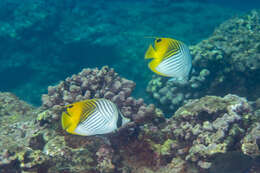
61,111,72,130
120,111,130,126
145,45,156,59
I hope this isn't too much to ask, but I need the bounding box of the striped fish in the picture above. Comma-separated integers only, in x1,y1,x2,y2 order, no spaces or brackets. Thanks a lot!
145,37,192,80
61,99,130,136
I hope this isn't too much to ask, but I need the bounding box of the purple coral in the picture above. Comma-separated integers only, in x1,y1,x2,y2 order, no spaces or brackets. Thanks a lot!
96,145,115,172
42,66,161,126
42,66,135,107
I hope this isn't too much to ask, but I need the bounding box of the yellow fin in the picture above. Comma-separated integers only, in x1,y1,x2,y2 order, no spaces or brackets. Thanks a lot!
145,44,157,59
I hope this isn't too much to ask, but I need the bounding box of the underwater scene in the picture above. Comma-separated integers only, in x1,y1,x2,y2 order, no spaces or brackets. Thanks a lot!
0,0,260,172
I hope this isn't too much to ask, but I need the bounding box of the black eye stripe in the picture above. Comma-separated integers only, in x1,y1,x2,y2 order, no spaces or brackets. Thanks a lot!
68,105,73,108
117,112,123,128
156,38,162,43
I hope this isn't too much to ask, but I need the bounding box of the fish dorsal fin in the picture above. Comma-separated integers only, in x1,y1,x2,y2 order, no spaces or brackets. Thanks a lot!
154,38,180,60
79,99,98,123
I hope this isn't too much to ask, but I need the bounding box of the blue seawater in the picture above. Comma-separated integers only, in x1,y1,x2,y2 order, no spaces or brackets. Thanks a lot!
0,0,259,100
0,1,259,173
208,0,260,10
1,0,257,105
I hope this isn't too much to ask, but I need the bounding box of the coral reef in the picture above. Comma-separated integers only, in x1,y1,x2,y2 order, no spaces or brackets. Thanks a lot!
0,67,165,173
41,66,162,125
0,1,259,173
147,10,260,113
118,94,259,173
0,92,48,172
130,94,259,172
241,123,260,158
41,66,136,108
147,69,210,114
0,92,34,117
166,95,253,166
191,10,260,99
1,85,259,173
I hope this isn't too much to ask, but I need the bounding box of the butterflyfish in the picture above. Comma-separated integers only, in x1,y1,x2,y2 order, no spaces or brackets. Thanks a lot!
61,98,130,136
145,37,192,80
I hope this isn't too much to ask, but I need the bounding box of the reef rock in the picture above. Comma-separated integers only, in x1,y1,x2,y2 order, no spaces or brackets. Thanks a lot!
0,92,34,117
146,68,210,114
156,94,259,171
241,123,260,158
41,66,162,125
0,67,164,173
1,81,259,172
0,91,260,173
133,94,259,172
191,10,260,99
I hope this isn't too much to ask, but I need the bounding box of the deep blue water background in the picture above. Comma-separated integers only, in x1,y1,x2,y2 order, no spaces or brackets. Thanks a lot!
0,0,259,106
208,0,260,10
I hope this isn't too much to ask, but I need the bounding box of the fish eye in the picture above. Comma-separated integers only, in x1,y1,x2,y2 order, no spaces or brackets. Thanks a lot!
156,39,162,43
67,105,73,108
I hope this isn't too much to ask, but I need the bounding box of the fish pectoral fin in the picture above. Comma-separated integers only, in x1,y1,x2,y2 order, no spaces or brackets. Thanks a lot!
145,45,157,59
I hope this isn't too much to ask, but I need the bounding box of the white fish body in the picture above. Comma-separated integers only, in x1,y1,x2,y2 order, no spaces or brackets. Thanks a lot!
75,99,119,135
61,98,130,136
155,42,192,80
145,38,192,80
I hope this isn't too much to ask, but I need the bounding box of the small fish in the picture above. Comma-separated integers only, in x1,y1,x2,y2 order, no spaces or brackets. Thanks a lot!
61,98,130,136
145,37,192,80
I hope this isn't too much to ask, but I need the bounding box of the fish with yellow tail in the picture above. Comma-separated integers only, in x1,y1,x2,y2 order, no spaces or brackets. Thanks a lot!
145,37,192,81
61,98,130,136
